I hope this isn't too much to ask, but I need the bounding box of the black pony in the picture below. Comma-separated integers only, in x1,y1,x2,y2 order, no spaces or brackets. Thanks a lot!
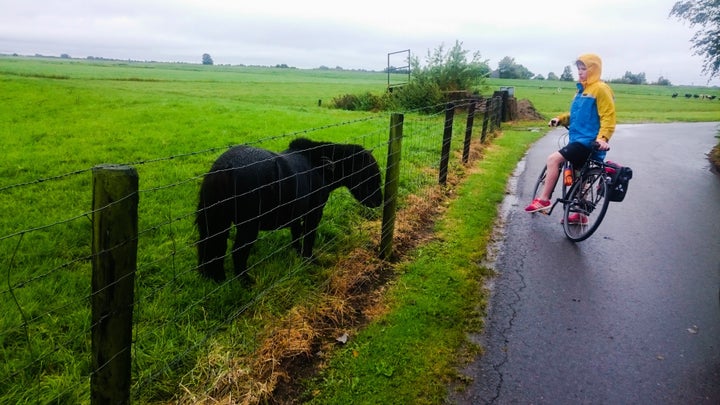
196,138,383,282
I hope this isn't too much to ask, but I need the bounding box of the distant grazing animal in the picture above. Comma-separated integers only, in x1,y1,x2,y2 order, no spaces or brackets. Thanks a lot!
671,93,678,98
196,138,383,283
685,93,692,98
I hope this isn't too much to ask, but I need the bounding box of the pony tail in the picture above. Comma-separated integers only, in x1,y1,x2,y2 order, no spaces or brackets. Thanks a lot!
196,170,234,281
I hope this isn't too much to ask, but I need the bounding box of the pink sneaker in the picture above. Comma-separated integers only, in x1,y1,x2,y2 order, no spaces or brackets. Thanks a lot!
565,213,588,225
524,198,551,213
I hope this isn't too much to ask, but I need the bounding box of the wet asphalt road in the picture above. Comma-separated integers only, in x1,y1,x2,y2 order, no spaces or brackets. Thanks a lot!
453,122,720,404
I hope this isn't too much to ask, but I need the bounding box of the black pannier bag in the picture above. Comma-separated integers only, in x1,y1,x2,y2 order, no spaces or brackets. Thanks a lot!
605,161,633,202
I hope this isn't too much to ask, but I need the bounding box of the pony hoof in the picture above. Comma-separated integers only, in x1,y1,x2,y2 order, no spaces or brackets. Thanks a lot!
236,274,253,287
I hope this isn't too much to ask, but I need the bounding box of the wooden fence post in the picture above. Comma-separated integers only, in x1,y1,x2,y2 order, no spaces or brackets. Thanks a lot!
380,113,403,260
439,102,455,185
462,100,477,163
481,99,490,143
91,164,138,405
493,96,502,130
493,90,510,122
487,97,500,133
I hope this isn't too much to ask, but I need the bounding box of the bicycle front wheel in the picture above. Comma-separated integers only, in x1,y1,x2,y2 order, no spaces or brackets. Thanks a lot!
562,168,610,242
531,166,548,201
531,165,563,209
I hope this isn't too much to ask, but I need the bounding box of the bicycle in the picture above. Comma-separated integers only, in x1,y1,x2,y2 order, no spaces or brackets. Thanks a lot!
530,135,613,242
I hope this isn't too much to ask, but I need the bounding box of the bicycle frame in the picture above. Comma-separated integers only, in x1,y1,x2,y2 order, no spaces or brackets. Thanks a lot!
545,157,606,215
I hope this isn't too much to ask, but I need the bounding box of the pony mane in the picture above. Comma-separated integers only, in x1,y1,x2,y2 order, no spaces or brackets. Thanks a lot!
287,138,366,169
288,137,329,152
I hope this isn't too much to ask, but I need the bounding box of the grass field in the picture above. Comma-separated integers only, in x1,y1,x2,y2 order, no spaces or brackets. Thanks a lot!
1,56,718,404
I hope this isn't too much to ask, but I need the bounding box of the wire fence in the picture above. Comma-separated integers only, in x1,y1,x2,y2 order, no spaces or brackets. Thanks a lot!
0,96,506,403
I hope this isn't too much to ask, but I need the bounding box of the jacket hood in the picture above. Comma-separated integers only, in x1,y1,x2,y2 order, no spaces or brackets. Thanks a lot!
577,53,602,86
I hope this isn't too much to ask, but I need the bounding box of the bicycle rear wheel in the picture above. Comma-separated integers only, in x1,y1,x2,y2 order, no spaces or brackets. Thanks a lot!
562,168,610,242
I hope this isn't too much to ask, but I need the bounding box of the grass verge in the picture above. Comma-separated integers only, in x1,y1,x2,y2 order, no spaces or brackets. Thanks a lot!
711,142,720,173
302,125,543,404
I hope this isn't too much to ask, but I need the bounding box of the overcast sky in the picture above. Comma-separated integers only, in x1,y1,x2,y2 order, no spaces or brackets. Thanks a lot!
1,0,718,86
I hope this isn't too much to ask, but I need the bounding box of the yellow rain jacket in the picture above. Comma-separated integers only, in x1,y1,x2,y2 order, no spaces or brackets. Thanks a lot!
557,53,616,159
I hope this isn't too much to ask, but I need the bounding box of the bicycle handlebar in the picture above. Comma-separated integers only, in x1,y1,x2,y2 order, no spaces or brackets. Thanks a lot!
592,141,610,152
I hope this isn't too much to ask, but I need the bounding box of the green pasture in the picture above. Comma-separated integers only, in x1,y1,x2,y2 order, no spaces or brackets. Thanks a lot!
0,56,718,404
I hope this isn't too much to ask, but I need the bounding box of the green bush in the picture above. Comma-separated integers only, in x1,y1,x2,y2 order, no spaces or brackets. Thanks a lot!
331,93,360,110
411,40,490,93
390,81,444,112
331,91,394,111
332,40,490,113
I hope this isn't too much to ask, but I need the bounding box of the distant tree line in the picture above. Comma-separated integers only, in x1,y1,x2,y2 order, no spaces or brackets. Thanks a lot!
607,72,674,86
496,58,672,85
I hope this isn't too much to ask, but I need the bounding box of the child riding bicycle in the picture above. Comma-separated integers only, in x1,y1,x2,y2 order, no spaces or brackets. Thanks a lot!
524,53,616,224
